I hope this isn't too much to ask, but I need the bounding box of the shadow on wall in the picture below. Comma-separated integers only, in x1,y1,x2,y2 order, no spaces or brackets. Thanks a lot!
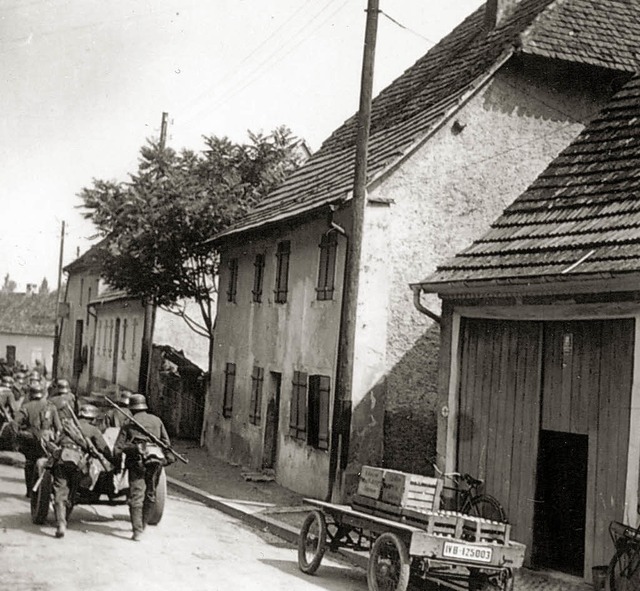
383,325,441,476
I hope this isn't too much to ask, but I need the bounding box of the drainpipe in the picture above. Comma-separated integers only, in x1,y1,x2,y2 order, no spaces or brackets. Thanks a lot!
411,285,441,325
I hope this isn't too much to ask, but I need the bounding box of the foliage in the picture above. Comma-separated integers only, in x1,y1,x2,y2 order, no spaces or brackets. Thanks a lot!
79,126,304,341
38,277,50,295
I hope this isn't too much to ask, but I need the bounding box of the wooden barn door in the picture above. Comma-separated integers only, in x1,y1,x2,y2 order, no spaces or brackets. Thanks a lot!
539,320,633,577
457,318,543,564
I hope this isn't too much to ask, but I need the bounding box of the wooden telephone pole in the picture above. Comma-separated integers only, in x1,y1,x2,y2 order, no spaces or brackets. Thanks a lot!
52,220,66,380
138,112,169,394
329,0,380,500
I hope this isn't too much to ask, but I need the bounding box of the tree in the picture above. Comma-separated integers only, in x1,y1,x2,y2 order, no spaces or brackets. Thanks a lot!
1,274,16,294
79,126,305,371
39,277,50,295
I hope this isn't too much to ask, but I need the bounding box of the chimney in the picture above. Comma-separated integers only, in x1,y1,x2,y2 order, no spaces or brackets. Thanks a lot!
484,0,520,30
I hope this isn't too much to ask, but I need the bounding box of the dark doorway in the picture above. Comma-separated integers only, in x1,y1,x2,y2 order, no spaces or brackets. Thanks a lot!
6,345,15,367
72,320,84,379
111,318,120,384
533,430,588,576
262,372,281,470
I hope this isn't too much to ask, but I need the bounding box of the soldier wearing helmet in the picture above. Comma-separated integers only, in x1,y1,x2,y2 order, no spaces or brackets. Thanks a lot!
103,390,133,430
17,382,61,497
51,403,112,538
49,378,77,420
114,394,171,541
0,377,17,444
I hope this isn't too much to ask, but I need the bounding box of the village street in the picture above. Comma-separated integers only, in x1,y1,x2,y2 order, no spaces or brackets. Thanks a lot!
0,463,366,591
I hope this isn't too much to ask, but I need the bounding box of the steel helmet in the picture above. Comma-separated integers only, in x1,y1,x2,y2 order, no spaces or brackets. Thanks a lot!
78,404,99,420
15,372,26,382
118,390,132,406
55,378,71,394
1,376,13,386
29,382,44,399
128,394,148,411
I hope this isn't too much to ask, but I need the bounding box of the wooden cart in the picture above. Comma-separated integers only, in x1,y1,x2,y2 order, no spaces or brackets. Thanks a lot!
297,498,525,591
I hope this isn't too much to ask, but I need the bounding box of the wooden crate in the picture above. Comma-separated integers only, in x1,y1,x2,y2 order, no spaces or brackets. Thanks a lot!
462,515,511,544
402,508,466,538
356,465,384,500
381,469,442,512
351,494,403,519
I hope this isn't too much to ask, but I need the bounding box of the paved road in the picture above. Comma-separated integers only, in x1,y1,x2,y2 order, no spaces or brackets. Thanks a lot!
0,463,367,591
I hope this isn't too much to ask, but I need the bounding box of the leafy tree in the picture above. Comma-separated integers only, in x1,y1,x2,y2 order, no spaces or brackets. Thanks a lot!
39,277,50,295
79,126,305,370
1,274,16,294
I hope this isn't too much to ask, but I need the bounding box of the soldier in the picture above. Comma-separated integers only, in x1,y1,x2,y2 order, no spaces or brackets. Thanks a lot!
52,404,112,538
17,382,61,497
114,394,171,541
48,378,77,420
12,372,27,407
103,390,132,430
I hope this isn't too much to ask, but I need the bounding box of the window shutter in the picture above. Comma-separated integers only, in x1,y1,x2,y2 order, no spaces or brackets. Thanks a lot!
318,376,330,450
223,363,236,418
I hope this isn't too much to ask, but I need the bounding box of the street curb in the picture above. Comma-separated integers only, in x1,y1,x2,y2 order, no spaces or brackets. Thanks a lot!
167,477,368,571
0,452,24,468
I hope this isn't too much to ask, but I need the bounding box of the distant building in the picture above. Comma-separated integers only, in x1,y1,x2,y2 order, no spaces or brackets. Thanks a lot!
0,291,56,372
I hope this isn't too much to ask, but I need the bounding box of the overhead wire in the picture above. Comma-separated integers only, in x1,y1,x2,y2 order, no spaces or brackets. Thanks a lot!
379,9,437,46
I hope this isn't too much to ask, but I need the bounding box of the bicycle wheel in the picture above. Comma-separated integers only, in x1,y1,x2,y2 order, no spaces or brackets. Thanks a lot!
467,495,507,523
609,542,640,591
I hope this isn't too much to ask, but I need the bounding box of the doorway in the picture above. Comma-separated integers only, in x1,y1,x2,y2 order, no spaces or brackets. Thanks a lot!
262,371,281,470
533,430,588,576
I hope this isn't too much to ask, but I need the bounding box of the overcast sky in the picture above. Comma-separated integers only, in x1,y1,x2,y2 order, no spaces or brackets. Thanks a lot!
0,0,483,291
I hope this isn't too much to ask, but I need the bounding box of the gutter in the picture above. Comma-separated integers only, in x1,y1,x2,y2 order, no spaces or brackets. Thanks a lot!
411,285,441,324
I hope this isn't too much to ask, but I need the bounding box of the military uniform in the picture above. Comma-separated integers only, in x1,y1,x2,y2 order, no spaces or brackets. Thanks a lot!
17,389,61,497
48,379,77,421
114,395,171,541
52,406,112,538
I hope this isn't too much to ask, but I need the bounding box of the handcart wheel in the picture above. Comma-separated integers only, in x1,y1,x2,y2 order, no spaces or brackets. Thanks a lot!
146,467,167,526
367,532,410,591
469,568,513,591
31,469,52,525
298,510,328,574
609,542,640,591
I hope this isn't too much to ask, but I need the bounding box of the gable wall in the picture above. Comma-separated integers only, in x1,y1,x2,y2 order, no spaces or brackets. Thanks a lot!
203,212,348,497
362,56,621,475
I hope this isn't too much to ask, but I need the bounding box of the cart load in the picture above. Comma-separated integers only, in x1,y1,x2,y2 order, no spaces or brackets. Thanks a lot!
298,465,526,591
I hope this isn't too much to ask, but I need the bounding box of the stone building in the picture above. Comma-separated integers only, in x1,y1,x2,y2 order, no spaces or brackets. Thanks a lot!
203,0,640,499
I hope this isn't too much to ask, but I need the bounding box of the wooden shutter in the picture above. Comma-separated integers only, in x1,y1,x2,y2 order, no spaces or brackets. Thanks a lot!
223,363,236,418
289,371,307,439
317,376,330,450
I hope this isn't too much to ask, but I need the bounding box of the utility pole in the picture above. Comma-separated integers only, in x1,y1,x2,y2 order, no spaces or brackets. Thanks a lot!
138,112,169,394
330,0,380,501
52,220,66,381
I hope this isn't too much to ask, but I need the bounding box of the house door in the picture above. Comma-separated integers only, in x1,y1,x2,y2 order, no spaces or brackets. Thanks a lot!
456,318,543,565
262,372,281,470
112,318,120,384
6,346,15,366
73,320,84,378
536,320,634,576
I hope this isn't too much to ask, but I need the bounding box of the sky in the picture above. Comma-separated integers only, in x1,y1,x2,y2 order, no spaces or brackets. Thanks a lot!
0,0,483,292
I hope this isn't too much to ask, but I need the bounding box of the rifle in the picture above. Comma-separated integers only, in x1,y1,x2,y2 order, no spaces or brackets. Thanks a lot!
64,403,112,472
105,397,189,464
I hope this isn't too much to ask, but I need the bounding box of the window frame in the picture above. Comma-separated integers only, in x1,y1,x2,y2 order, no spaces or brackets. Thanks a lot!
227,258,239,303
316,232,338,301
289,370,307,440
308,375,331,450
252,253,265,303
222,362,236,418
274,241,291,304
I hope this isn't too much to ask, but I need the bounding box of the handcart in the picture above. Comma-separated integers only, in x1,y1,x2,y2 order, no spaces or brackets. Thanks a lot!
297,467,525,591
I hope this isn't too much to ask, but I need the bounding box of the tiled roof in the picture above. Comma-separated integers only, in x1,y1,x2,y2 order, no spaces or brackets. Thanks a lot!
63,239,106,274
90,287,135,305
0,292,57,337
421,74,640,287
216,0,640,241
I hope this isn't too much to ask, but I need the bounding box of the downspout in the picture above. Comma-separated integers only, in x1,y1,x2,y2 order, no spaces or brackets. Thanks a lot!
411,285,441,325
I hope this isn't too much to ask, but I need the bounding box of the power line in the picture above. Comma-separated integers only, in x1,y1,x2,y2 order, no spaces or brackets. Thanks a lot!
379,9,437,45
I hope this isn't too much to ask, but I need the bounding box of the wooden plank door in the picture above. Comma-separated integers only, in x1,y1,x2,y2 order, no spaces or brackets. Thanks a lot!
457,318,543,564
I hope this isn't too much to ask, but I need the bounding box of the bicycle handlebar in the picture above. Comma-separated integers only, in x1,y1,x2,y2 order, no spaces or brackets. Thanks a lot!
432,463,484,487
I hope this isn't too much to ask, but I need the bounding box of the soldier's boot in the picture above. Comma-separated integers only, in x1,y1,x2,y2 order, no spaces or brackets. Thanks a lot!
142,498,153,530
130,506,144,541
24,464,34,498
55,502,66,539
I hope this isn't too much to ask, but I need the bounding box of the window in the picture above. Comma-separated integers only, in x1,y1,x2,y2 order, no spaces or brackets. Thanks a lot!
97,321,102,356
227,258,239,303
132,318,138,359
80,277,84,306
274,241,290,304
102,320,107,356
252,253,265,303
289,370,307,440
86,287,92,325
222,363,236,418
308,375,331,450
122,319,128,360
249,366,264,425
316,233,338,300
108,319,114,357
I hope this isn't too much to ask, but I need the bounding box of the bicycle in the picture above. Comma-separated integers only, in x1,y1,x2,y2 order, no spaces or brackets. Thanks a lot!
433,464,507,523
608,521,640,591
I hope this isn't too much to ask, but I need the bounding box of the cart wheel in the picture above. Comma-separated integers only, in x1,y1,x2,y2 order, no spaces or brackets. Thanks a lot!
367,532,410,591
298,510,327,574
146,467,167,526
30,470,52,525
609,542,640,591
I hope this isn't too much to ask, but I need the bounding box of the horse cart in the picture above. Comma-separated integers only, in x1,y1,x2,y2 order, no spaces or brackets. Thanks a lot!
297,467,525,591
29,426,167,526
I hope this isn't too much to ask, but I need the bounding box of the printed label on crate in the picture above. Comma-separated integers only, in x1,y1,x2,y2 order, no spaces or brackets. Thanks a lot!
442,541,493,563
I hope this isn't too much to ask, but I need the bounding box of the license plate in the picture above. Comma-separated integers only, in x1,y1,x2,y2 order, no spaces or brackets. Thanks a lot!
442,541,493,563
